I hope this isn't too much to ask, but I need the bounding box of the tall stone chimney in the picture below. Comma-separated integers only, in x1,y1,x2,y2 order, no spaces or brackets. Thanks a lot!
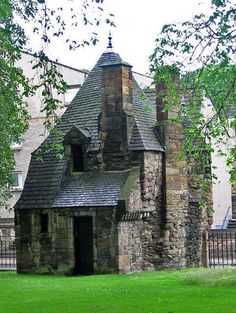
155,74,189,267
99,61,133,170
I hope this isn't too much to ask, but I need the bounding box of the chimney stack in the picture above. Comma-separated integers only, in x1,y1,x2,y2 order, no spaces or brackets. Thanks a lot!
99,61,133,170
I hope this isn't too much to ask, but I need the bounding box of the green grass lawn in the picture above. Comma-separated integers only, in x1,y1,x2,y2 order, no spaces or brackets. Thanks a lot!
0,268,236,313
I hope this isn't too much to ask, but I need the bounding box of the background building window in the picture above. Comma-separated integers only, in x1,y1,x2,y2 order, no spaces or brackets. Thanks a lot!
64,85,81,105
12,172,23,190
10,141,22,150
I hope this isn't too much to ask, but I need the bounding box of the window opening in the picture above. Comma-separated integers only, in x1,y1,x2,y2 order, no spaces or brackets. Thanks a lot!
12,172,23,189
40,213,48,233
10,141,22,150
72,145,84,172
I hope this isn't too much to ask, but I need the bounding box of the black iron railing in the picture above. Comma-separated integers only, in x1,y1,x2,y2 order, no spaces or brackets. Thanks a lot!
207,230,236,268
0,234,16,269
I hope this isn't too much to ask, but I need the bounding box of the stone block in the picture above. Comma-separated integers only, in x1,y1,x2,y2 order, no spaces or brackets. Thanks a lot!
118,255,131,270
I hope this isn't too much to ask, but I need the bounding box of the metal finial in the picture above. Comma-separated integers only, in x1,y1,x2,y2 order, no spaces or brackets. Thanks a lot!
107,31,112,49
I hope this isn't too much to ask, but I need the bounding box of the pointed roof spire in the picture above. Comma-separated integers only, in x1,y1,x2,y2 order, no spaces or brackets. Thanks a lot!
107,31,113,49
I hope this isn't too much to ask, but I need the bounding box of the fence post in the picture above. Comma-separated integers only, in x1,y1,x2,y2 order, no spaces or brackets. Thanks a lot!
202,230,209,267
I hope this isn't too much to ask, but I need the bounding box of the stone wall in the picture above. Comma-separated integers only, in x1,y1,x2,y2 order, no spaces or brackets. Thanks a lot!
118,220,143,273
121,152,164,213
15,145,211,275
185,203,204,267
118,212,164,273
154,77,210,268
15,150,166,275
122,168,143,212
141,152,164,212
139,151,165,269
186,155,213,266
141,213,163,270
156,99,189,267
15,209,74,274
117,151,164,273
155,77,205,268
52,210,74,274
16,206,121,275
95,207,119,274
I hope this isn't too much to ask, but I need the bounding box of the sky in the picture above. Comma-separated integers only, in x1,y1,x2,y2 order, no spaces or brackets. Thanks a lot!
29,0,211,74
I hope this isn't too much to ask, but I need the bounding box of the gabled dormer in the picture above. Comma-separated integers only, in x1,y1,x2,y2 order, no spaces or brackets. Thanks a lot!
63,126,91,172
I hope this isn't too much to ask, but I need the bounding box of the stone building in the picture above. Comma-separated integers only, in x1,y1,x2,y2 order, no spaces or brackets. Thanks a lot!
0,52,152,237
15,44,211,275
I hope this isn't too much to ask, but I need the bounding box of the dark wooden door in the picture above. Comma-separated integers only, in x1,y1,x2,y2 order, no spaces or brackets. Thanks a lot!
74,216,94,275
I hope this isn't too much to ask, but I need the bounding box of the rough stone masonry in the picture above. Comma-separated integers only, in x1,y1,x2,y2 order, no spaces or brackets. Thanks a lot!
15,46,212,275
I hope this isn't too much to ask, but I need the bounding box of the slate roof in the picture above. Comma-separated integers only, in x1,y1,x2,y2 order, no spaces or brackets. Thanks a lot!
16,157,67,209
45,50,163,152
52,171,129,207
16,49,164,210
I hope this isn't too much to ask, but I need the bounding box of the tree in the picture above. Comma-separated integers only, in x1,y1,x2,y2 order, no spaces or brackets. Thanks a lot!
150,0,236,186
0,0,114,205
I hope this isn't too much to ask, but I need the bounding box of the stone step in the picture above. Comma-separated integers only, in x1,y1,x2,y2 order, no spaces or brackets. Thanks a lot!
227,219,236,229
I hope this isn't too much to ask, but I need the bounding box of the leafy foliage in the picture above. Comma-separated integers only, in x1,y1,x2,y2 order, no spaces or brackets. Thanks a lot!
150,0,236,187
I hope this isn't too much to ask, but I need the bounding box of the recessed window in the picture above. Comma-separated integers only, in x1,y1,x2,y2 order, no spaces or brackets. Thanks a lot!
71,145,84,172
64,85,81,105
40,213,48,233
12,172,23,190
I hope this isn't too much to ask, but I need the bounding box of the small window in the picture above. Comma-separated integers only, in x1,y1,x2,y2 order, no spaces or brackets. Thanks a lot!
10,141,22,150
12,172,23,190
71,145,84,172
40,213,48,233
64,85,81,105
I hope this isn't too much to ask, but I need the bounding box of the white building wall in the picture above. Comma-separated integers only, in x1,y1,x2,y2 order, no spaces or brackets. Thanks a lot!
211,147,232,228
200,97,235,228
211,129,236,229
133,71,152,88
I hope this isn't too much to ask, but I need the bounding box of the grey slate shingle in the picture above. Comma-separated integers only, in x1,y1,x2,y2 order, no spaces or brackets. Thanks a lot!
52,171,129,207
